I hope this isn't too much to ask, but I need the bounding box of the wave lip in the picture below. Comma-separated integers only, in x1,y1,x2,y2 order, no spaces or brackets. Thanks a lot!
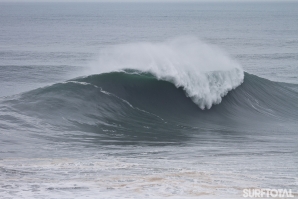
90,36,244,109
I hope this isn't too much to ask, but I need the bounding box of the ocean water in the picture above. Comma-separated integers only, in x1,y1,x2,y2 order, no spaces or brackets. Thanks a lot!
0,2,297,199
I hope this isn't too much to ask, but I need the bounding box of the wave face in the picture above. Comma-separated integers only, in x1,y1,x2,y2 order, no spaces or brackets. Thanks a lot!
89,37,244,109
4,71,297,145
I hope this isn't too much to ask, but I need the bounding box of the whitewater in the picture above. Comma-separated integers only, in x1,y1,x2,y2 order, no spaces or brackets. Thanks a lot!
89,37,244,109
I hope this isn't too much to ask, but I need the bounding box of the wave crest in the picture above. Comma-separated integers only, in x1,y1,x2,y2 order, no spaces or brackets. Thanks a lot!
90,37,244,109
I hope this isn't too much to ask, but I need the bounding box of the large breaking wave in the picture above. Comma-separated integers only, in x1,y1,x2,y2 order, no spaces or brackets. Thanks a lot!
1,37,297,144
88,37,244,109
3,71,298,131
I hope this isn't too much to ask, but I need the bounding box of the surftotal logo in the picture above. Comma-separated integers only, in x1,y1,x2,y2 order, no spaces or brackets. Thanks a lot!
243,189,294,198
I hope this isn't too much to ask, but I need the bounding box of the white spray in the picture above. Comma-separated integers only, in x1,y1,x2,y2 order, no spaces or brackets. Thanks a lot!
89,36,244,109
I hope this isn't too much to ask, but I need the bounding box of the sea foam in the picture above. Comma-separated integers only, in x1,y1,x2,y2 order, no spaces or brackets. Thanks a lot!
90,37,244,109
